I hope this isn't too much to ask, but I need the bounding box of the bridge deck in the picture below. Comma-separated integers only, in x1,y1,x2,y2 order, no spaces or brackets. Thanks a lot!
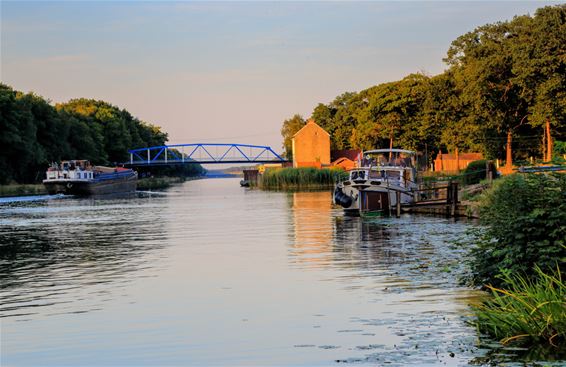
126,143,287,166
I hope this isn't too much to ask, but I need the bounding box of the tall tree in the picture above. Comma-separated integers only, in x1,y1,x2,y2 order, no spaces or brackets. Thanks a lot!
510,5,566,160
445,21,530,168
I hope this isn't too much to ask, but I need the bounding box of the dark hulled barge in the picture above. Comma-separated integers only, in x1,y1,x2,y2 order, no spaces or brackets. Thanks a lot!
43,160,137,196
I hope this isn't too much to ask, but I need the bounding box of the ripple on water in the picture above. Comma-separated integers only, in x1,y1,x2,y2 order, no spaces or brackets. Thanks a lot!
1,182,559,366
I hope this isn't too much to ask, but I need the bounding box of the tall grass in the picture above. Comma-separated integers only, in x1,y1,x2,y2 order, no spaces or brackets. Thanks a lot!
260,167,348,190
474,266,566,348
0,184,47,197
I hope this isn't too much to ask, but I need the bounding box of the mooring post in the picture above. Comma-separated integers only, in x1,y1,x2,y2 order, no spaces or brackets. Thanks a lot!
164,148,168,163
450,182,458,217
486,160,493,184
130,153,133,164
182,146,185,163
396,191,401,218
147,149,150,164
446,181,452,217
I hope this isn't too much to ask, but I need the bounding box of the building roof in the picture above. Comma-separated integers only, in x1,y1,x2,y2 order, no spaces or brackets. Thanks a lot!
331,149,361,162
292,119,330,138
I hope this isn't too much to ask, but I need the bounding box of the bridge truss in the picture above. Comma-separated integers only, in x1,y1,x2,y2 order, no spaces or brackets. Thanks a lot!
126,143,287,166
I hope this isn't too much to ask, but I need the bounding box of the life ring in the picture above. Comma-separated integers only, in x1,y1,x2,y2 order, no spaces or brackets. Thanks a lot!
66,183,73,189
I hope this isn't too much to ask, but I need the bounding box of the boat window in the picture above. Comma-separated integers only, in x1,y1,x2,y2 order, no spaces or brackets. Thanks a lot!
386,170,401,179
369,170,381,179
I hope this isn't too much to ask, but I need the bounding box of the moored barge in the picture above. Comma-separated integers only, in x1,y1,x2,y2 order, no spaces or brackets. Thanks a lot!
43,160,137,196
333,149,419,216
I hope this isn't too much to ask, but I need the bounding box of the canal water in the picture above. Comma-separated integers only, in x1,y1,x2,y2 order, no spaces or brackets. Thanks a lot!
1,178,489,365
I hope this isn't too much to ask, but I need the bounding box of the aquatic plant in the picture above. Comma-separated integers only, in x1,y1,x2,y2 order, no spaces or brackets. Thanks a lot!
260,167,348,190
474,266,566,348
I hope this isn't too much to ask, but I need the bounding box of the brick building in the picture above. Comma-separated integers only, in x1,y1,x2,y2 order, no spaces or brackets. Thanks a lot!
292,119,330,168
434,152,483,172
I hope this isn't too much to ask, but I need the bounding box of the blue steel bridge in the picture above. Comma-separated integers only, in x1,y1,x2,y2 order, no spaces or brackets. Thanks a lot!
125,143,287,166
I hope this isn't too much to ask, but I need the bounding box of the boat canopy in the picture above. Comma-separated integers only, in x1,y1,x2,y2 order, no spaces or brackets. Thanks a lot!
363,149,416,155
359,149,417,169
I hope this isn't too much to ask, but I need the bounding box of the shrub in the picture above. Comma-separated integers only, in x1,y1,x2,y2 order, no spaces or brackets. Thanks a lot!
474,266,566,348
470,173,566,286
463,160,490,185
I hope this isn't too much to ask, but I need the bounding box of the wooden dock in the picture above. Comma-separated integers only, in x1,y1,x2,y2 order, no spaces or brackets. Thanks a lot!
400,182,479,218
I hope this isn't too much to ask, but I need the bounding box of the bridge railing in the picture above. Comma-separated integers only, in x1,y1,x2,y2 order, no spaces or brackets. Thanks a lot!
127,143,287,165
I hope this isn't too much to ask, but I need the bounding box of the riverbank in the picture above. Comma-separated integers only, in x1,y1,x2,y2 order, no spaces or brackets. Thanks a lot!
0,184,47,197
136,176,188,190
1,176,190,196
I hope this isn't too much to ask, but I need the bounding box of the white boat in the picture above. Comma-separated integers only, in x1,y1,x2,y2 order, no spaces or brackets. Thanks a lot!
333,149,418,216
43,160,137,196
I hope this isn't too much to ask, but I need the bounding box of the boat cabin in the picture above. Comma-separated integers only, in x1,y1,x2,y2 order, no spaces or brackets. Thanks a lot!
46,160,94,181
348,149,417,189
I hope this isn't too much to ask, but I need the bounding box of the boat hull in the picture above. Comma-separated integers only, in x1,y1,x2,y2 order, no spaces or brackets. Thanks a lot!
334,183,414,216
44,173,137,196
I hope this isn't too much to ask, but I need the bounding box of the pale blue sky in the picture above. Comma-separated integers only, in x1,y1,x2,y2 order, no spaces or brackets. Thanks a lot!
1,1,560,151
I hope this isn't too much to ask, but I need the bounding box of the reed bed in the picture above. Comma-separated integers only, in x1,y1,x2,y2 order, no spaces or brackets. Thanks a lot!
474,266,566,348
260,167,348,190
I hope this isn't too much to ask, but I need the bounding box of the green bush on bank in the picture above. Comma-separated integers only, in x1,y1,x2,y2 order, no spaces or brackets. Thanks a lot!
474,266,566,348
463,160,491,185
470,173,566,287
260,167,348,190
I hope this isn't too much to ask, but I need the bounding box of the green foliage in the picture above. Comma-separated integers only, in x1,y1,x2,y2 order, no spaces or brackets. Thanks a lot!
463,160,488,185
0,84,197,184
474,266,566,348
280,114,306,160
281,5,566,164
260,167,348,190
470,173,566,286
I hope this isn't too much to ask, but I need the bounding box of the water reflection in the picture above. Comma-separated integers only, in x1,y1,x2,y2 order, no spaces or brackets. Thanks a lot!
0,196,167,319
2,181,559,366
290,192,333,268
288,191,484,365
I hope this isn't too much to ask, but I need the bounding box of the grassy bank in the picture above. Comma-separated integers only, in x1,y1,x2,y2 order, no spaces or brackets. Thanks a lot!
474,266,565,348
469,173,566,351
0,184,47,197
260,167,348,190
137,176,188,190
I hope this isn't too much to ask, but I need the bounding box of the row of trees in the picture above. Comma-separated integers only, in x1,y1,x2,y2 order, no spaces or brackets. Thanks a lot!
281,5,566,164
0,84,202,184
